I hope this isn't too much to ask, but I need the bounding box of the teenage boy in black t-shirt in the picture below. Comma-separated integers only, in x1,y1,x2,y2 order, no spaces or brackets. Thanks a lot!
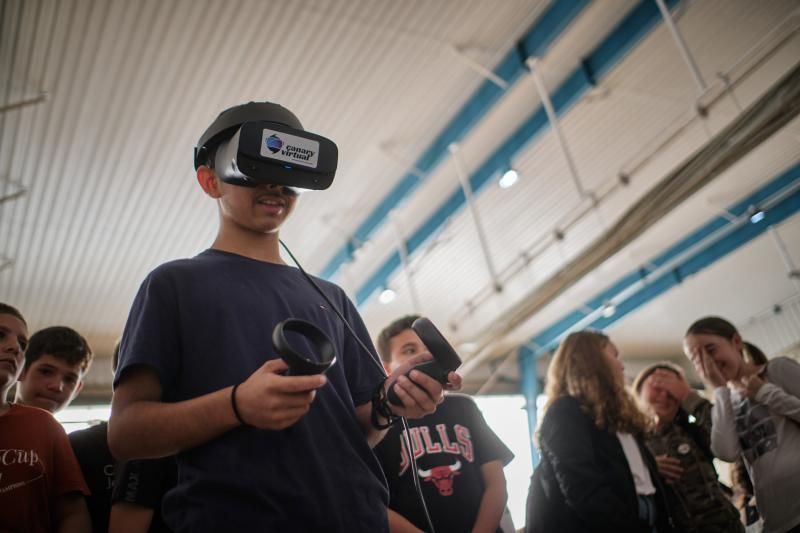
374,315,513,533
108,102,461,532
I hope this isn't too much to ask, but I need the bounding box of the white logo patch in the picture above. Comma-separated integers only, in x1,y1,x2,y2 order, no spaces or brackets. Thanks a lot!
260,129,320,169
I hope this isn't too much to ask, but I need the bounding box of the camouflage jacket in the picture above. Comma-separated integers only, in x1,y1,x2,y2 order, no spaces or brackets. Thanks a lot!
644,392,743,533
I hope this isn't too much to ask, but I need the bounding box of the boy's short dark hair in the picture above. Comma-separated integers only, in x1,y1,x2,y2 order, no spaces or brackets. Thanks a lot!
376,315,420,363
25,326,93,374
0,303,26,326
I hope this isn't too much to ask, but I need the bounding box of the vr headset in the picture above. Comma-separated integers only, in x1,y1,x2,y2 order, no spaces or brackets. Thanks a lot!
194,102,338,191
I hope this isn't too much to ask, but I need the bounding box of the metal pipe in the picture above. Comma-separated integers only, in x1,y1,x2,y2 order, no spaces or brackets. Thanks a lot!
655,0,708,93
0,186,26,205
446,44,509,90
768,225,800,293
527,57,588,199
379,143,427,180
449,144,503,292
390,212,423,314
0,93,47,114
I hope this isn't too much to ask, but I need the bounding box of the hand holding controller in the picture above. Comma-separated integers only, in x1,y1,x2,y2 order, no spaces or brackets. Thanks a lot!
386,317,462,406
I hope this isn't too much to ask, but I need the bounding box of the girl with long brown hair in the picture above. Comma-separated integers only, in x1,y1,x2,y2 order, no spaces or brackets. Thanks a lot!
526,330,673,533
684,316,800,533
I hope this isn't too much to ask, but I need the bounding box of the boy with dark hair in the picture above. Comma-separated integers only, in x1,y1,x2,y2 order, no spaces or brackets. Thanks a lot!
375,315,513,533
15,325,93,413
0,303,91,533
109,101,460,532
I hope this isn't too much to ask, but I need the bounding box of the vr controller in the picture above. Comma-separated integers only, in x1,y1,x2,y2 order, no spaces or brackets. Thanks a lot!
386,317,462,406
272,319,336,376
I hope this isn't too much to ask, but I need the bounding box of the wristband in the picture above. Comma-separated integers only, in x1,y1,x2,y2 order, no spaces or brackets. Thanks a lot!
231,383,249,427
371,379,399,430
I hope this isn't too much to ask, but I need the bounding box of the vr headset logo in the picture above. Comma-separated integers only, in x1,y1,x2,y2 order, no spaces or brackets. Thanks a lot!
194,102,338,191
265,134,283,153
260,129,319,168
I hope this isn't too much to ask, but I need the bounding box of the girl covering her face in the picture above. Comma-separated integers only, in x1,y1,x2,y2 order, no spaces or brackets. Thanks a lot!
683,316,800,533
633,362,743,532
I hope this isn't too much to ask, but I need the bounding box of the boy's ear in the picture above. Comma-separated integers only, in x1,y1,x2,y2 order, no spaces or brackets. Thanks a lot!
197,166,222,198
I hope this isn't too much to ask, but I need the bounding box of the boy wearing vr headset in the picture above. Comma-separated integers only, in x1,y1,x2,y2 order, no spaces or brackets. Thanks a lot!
109,102,460,532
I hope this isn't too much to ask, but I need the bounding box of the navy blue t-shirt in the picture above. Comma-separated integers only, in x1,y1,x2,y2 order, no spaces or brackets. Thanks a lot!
115,249,388,532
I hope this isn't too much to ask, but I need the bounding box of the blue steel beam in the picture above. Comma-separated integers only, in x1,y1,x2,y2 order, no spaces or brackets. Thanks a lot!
528,161,800,356
320,0,591,281
355,0,679,305
519,163,800,466
519,345,541,467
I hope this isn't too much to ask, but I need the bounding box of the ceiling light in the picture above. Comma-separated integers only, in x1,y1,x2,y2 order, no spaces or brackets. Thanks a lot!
749,208,765,224
601,302,616,318
498,169,519,189
379,288,396,304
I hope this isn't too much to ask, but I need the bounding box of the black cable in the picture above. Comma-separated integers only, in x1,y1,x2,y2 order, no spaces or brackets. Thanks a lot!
279,239,437,533
279,239,386,378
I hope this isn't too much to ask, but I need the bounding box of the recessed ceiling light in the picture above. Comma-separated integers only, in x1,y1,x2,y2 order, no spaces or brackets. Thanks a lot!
749,209,765,224
601,302,616,318
498,169,519,189
379,288,396,304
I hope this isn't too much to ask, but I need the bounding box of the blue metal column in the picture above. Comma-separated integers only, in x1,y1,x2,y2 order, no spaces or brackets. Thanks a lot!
518,345,540,467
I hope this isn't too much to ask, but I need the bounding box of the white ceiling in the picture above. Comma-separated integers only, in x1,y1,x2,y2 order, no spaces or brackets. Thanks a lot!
2,0,799,400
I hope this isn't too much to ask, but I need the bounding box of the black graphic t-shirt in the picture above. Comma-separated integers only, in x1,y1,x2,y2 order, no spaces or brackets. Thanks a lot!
113,456,177,532
70,422,115,533
374,394,513,532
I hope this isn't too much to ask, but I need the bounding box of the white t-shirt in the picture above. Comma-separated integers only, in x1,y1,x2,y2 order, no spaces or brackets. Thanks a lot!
616,432,656,495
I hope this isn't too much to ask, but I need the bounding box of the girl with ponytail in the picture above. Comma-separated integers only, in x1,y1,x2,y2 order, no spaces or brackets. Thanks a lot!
684,316,800,533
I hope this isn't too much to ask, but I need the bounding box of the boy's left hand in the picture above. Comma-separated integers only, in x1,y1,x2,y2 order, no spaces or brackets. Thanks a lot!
384,353,463,419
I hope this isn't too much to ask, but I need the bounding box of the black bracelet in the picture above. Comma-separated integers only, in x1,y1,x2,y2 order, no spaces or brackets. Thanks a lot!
231,383,249,427
371,379,399,430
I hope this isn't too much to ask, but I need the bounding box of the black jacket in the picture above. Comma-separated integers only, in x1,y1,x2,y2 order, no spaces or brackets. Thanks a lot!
526,396,674,533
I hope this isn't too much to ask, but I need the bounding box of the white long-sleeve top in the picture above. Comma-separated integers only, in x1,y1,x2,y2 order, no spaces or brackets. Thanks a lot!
711,356,800,533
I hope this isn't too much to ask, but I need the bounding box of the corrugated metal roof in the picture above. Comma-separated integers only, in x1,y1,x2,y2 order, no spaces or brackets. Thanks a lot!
2,0,799,398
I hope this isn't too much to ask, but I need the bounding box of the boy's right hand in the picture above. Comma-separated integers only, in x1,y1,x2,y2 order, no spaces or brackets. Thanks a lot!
235,359,327,430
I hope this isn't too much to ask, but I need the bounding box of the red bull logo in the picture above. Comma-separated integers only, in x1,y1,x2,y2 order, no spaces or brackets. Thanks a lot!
418,460,461,496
